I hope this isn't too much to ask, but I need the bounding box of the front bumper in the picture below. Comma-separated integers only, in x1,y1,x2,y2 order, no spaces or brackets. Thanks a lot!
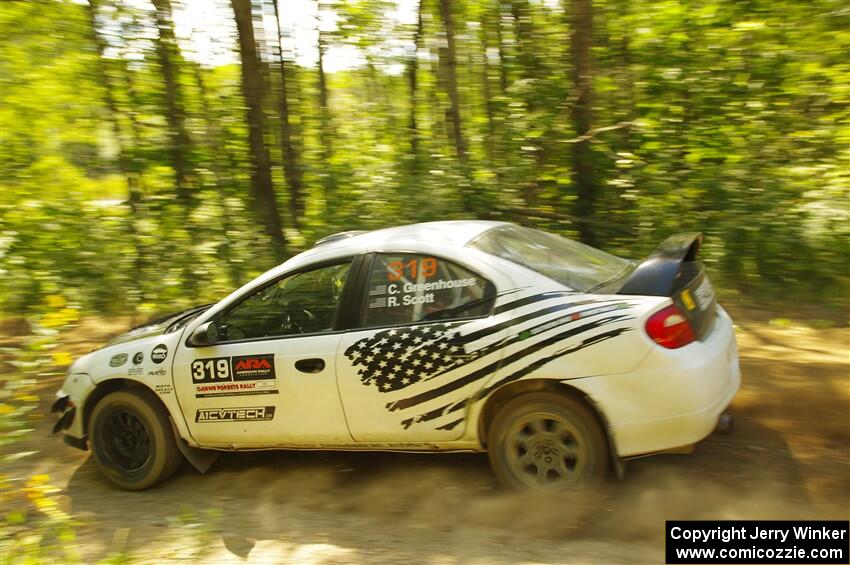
63,433,88,451
51,395,87,449
50,396,76,434
51,373,95,450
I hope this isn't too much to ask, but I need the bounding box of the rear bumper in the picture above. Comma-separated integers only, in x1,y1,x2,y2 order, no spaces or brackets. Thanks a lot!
572,306,741,457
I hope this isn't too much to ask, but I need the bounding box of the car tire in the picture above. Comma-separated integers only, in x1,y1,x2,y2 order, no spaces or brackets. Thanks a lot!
89,388,183,490
487,392,609,489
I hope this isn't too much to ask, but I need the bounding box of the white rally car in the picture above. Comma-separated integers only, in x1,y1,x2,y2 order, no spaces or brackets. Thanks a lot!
52,221,740,490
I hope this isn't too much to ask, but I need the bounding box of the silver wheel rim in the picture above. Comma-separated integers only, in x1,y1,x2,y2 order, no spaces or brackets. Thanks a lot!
504,412,588,488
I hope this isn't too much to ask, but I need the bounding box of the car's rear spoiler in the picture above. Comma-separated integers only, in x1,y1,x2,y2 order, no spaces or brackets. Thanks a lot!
618,232,704,297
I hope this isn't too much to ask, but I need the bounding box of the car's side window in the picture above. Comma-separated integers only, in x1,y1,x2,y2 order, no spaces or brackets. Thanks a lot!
216,261,351,341
361,253,495,328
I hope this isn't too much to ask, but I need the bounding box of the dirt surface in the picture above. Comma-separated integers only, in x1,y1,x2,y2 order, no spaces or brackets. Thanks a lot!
3,312,849,564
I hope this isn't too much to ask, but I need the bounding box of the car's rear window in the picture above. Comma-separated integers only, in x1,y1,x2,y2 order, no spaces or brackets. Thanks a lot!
468,225,631,292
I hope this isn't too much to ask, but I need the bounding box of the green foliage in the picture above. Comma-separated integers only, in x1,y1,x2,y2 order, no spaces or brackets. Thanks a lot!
0,0,847,319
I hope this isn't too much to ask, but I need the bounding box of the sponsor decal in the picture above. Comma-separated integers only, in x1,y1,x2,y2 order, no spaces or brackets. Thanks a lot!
109,353,128,367
232,354,275,381
194,380,278,398
151,344,168,364
128,351,145,375
147,368,167,377
195,406,275,423
155,383,172,395
190,354,277,397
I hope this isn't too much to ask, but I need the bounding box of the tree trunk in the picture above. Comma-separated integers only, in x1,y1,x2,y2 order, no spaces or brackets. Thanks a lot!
570,0,596,245
231,0,287,260
480,6,497,167
119,59,145,203
510,0,537,73
151,0,192,206
272,0,306,227
438,0,468,166
407,0,424,164
193,64,241,287
87,0,145,320
495,2,508,95
86,1,140,204
317,11,331,150
511,0,547,207
316,3,335,208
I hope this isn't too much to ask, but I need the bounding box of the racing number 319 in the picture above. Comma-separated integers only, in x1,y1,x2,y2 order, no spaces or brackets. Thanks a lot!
387,257,438,282
192,359,230,381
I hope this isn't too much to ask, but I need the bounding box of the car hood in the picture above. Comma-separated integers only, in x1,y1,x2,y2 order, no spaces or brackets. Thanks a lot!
105,304,211,347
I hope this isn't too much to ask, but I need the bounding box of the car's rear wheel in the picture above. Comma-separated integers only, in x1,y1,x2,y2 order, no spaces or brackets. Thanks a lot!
89,388,183,490
487,392,609,489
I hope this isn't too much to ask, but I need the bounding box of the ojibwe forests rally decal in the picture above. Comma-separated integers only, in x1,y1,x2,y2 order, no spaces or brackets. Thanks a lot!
190,354,277,398
345,291,636,432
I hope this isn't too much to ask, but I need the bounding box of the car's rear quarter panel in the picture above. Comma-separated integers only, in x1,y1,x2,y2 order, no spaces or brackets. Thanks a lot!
568,305,740,456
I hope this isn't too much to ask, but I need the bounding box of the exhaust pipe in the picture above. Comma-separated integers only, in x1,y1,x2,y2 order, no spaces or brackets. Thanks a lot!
715,413,734,434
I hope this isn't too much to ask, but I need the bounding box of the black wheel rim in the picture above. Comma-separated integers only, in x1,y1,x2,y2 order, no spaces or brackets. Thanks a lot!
99,407,152,472
504,413,588,488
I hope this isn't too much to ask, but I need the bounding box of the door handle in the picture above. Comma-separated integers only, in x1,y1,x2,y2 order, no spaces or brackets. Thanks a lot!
295,358,325,373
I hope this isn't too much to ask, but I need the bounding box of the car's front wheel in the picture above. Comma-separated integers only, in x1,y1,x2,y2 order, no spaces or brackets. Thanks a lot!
487,392,609,489
89,388,183,490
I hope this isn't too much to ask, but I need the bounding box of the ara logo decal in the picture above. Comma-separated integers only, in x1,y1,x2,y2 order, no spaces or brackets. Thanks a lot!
234,358,272,371
232,354,275,381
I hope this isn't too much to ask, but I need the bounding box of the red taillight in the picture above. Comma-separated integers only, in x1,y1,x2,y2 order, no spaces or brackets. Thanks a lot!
645,304,696,349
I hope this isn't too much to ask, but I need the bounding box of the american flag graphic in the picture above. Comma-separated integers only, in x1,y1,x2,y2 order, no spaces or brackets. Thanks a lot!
344,323,472,392
344,292,636,432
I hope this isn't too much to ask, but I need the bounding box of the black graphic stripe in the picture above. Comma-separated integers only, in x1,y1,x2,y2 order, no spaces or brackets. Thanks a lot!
435,418,463,431
390,313,632,413
492,291,574,316
461,327,632,410
401,326,631,428
419,300,631,385
457,298,606,345
345,290,628,397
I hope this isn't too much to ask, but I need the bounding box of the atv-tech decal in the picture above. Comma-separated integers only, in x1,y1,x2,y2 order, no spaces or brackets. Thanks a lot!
191,354,278,398
345,292,635,431
195,406,276,422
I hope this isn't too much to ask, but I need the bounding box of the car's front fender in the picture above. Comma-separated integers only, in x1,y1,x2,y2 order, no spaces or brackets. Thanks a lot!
54,329,197,448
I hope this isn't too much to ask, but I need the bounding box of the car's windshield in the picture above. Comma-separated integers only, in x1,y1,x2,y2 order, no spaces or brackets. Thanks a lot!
469,225,632,292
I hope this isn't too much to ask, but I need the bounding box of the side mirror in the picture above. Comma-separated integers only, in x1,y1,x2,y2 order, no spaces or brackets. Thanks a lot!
189,321,219,346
